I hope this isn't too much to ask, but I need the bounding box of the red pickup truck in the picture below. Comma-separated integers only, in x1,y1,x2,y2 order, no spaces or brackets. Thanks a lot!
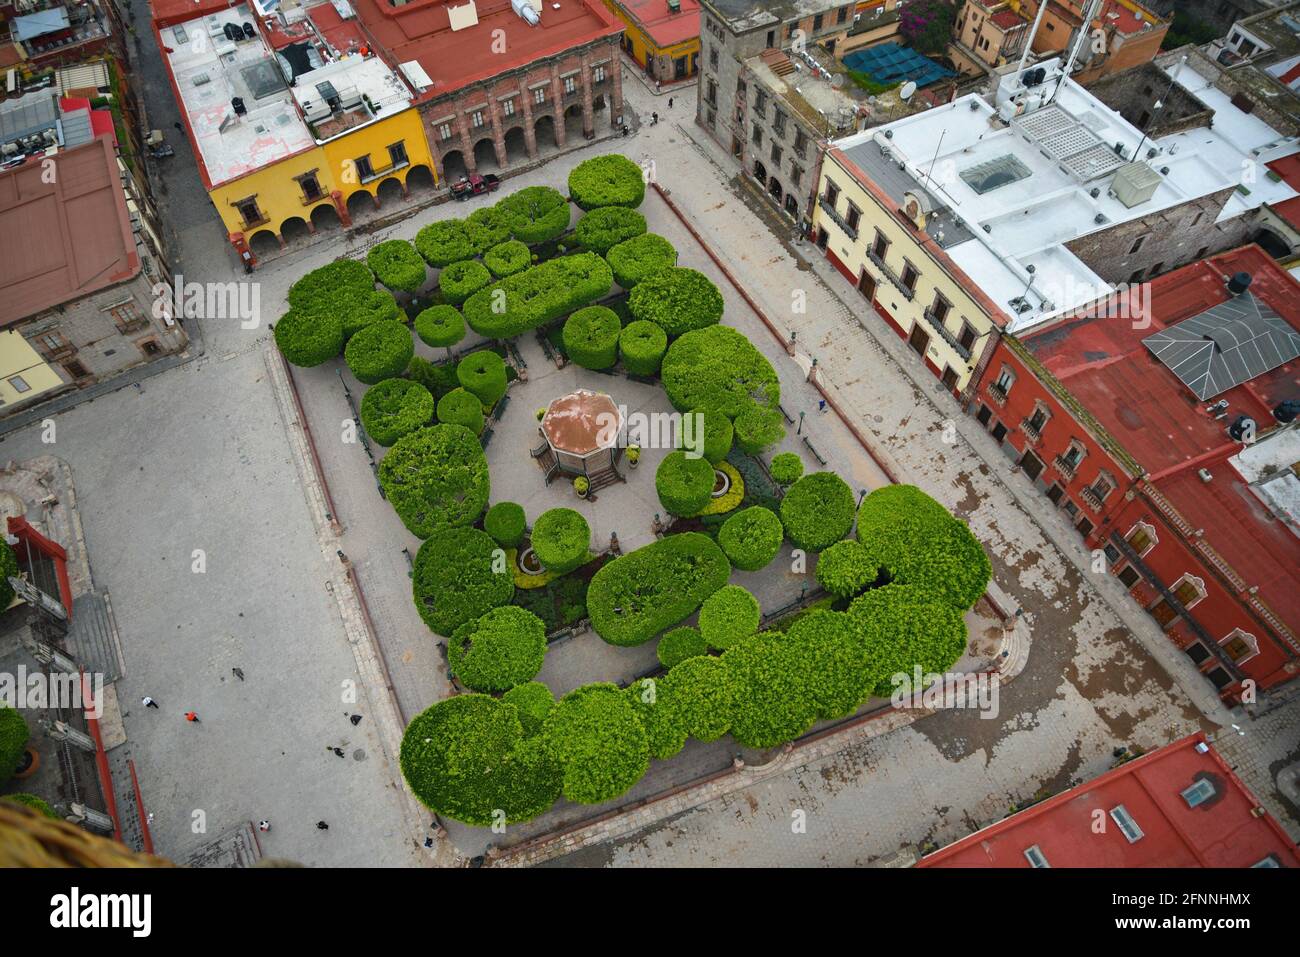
450,173,501,201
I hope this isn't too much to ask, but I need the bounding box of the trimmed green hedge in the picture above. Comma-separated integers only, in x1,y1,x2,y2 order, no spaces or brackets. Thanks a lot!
499,185,571,244
287,258,374,314
0,539,16,610
624,677,687,760
436,387,485,433
657,626,708,669
415,219,477,267
667,655,734,742
722,630,816,748
502,682,554,737
274,308,343,367
681,408,733,465
456,349,508,408
661,325,780,418
541,684,649,804
412,525,513,635
780,472,855,552
407,355,461,399
698,584,760,651
717,505,783,571
574,205,647,254
484,501,527,548
562,305,621,370
463,252,613,339
2,793,57,818
531,508,591,574
0,705,30,786
414,305,466,350
483,239,531,278
655,450,714,517
606,233,677,288
448,606,547,692
846,584,968,698
769,452,803,486
338,289,405,339
815,539,879,599
568,154,646,211
344,320,414,385
367,239,427,293
379,424,490,537
627,268,723,337
588,532,731,646
466,204,514,252
439,259,492,306
359,378,434,447
787,609,874,720
618,320,668,376
734,406,786,455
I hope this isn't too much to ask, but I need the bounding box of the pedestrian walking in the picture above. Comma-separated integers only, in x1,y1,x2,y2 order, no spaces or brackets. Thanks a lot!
349,714,362,726
651,112,658,125
173,121,183,133
258,820,271,832
232,667,245,681
184,711,200,723
142,696,159,709
818,399,828,414
668,97,673,109
328,746,344,758
316,821,329,830
655,80,661,93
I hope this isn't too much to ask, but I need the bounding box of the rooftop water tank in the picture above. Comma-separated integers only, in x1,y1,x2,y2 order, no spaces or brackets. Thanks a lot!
1226,272,1252,296
1111,162,1161,209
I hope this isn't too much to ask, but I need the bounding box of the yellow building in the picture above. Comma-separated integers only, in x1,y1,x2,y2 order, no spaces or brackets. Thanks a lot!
605,0,701,83
0,332,65,410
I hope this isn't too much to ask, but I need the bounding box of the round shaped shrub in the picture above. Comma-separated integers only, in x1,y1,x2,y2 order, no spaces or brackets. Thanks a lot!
657,626,707,669
338,288,404,339
0,537,19,609
698,584,761,651
785,609,873,720
499,185,571,244
484,501,527,549
400,694,562,826
2,793,57,818
574,205,647,254
367,239,427,293
456,350,508,408
628,267,723,337
483,239,531,278
274,308,344,367
780,472,856,552
448,606,547,692
288,258,374,314
717,506,783,572
439,259,492,306
466,204,514,251
816,539,879,598
414,305,466,350
531,508,591,574
618,320,667,376
502,682,555,736
541,684,649,804
734,405,786,454
769,452,803,486
562,305,621,370
380,424,490,537
666,655,734,742
655,450,714,517
412,525,513,635
681,408,733,465
721,630,817,749
624,677,688,760
846,584,969,698
415,219,477,267
662,325,780,417
607,233,677,288
436,387,485,433
344,320,414,385
0,705,30,785
588,533,732,646
568,154,646,210
359,378,434,447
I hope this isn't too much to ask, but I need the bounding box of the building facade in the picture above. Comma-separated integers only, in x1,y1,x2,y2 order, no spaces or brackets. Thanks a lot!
604,0,701,84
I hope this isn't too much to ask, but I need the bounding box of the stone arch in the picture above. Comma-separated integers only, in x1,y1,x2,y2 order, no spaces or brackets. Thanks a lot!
534,113,558,150
504,125,529,164
406,164,435,193
1252,226,1293,258
473,136,500,172
345,188,375,218
784,193,798,219
249,229,280,257
310,202,342,232
768,177,783,203
376,175,405,204
563,102,584,141
753,159,767,183
280,216,311,243
441,149,468,182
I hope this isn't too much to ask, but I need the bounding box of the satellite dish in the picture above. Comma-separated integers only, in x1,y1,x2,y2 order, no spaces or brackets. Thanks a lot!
899,81,917,101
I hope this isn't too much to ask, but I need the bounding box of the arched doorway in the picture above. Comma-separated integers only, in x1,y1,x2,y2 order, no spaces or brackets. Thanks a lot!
377,176,405,205
768,177,783,203
753,160,767,183
784,194,798,219
473,137,500,172
281,216,310,243
406,164,435,193
310,202,342,232
249,229,280,258
345,189,374,219
535,113,558,150
563,103,585,141
441,149,467,182
593,93,606,113
1252,227,1293,258
504,126,529,164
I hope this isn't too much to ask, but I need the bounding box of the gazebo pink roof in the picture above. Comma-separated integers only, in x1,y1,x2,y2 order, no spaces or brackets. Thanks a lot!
541,389,621,456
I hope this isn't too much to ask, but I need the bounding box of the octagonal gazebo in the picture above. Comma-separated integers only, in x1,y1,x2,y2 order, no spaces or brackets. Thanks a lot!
532,389,624,484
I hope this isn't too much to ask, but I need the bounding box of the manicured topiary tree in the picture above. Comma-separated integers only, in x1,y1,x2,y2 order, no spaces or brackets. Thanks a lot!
657,626,708,669
780,471,856,552
287,258,375,314
785,609,874,720
666,655,734,742
587,533,731,646
717,505,783,571
568,154,646,210
698,584,761,651
680,408,733,465
734,405,786,455
562,305,621,370
541,683,649,804
462,253,613,338
531,508,591,574
2,793,57,818
661,325,780,417
414,305,466,354
574,205,647,254
274,308,344,367
721,630,816,749
367,239,427,293
412,525,513,635
0,705,30,786
606,233,677,288
379,424,490,537
769,452,803,486
618,320,668,376
0,536,20,610
358,378,434,447
655,450,714,517
439,259,492,306
400,694,562,826
456,349,508,408
628,267,723,337
436,387,485,433
466,204,514,252
483,239,531,278
815,539,879,599
448,606,547,692
846,584,968,698
502,681,555,736
484,501,527,549
624,677,689,760
344,320,414,385
499,185,571,244
415,219,477,267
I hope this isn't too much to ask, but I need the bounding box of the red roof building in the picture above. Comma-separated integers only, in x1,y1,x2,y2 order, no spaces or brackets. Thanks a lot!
918,733,1300,867
970,245,1300,704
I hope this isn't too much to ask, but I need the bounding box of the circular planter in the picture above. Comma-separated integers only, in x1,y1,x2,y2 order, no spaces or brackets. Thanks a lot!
14,746,39,780
517,547,544,576
711,468,731,498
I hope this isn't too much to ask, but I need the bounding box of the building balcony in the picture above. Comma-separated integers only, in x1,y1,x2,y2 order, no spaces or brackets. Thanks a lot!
1080,485,1106,512
818,197,857,241
1054,455,1080,481
1020,417,1044,444
923,307,972,361
867,250,913,300
987,383,1008,407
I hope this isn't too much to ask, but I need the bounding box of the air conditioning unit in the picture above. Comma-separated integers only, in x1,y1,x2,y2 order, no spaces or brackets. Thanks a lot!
1198,468,1212,483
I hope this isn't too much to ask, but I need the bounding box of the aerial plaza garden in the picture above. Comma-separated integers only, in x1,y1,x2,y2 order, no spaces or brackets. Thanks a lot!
274,154,992,828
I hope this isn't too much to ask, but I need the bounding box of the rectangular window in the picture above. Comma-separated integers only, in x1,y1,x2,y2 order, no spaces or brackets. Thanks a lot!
1023,845,1050,868
753,124,763,146
790,165,802,187
235,197,263,225
503,98,516,117
813,13,824,31
298,172,322,201
824,180,839,208
710,46,719,69
354,155,374,179
1109,805,1144,843
773,110,787,137
593,65,606,83
471,110,485,129
706,79,718,107
845,204,860,231
388,142,408,167
110,302,149,332
837,6,848,24
564,76,576,95
1173,579,1199,605
901,262,918,292
1129,235,1146,254
755,89,768,115
931,293,950,323
1118,565,1140,588
1127,526,1152,553
437,122,453,141
794,128,807,158
872,230,888,260
8,375,31,394
770,143,783,166
1090,475,1113,501
958,322,976,350
994,368,1013,393
1181,779,1215,808
534,87,546,105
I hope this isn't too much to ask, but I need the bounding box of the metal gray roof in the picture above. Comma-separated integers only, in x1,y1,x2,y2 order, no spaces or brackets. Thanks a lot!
841,136,975,249
12,8,70,42
0,92,59,146
60,108,93,149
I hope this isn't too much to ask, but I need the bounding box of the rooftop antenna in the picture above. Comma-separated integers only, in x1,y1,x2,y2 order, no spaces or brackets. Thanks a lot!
1015,0,1051,76
923,127,946,190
